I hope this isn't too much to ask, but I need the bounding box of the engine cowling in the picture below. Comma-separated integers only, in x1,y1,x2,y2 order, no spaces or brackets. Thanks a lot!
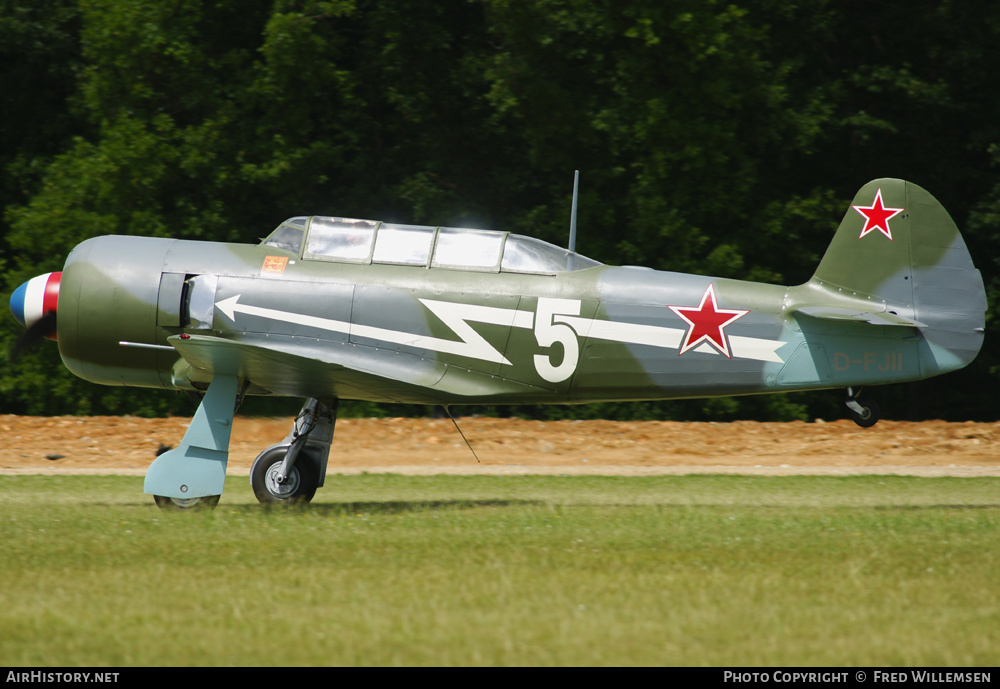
55,235,176,388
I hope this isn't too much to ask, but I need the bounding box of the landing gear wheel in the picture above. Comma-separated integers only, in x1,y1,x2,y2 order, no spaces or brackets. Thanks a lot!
250,445,319,506
153,495,221,511
848,398,880,428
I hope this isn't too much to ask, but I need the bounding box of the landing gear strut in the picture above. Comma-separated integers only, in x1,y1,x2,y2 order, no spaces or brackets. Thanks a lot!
146,374,239,511
250,398,338,505
845,387,880,428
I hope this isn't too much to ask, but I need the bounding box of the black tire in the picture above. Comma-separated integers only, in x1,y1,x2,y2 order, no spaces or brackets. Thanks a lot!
153,494,221,511
848,399,881,428
250,445,319,506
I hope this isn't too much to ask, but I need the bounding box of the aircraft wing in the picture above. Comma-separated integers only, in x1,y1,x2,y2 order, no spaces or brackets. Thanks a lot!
167,333,546,404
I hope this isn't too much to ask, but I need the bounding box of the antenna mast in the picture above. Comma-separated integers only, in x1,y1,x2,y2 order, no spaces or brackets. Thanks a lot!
568,170,579,254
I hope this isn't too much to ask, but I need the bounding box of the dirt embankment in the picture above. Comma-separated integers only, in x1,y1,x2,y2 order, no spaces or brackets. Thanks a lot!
1,416,998,477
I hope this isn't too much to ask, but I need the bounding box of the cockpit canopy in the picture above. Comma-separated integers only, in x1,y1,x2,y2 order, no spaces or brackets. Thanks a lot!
262,216,601,274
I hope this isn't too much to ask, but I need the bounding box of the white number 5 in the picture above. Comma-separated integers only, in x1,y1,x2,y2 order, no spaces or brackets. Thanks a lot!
533,298,581,383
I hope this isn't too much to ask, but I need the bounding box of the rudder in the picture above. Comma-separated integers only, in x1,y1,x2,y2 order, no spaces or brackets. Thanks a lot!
804,179,985,374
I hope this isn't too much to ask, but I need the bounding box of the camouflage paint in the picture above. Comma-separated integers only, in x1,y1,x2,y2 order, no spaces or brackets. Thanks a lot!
41,179,984,409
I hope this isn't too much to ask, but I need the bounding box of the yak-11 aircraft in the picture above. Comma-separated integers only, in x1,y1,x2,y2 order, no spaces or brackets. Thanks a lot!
8,178,987,509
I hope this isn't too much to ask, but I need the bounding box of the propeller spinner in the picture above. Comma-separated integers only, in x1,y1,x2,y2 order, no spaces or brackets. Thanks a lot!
9,272,61,348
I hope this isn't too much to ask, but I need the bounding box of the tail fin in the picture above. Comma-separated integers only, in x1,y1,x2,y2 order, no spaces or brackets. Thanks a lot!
792,178,986,374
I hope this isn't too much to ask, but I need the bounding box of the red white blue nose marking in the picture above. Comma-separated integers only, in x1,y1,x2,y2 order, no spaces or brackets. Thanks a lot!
9,272,61,338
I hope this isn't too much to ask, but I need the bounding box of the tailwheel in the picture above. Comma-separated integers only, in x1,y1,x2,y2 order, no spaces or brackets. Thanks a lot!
845,388,880,428
153,495,221,511
250,445,319,506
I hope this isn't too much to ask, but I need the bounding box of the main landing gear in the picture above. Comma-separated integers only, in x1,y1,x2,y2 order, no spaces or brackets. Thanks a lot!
146,375,239,511
145,372,338,510
153,495,221,511
249,398,338,506
845,387,880,428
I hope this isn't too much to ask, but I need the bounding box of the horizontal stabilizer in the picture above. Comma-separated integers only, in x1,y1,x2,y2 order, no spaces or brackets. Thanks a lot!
793,306,927,328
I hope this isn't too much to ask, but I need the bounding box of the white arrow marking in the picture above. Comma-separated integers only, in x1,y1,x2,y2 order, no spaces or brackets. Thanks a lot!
215,295,351,334
417,299,536,364
215,294,785,366
216,295,517,364
562,316,784,363
728,336,786,363
560,316,684,349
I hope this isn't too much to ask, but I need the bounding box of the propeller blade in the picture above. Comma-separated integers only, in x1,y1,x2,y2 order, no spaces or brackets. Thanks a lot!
10,310,57,360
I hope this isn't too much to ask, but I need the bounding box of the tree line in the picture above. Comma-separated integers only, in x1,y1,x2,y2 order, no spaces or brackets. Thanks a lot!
1,0,998,420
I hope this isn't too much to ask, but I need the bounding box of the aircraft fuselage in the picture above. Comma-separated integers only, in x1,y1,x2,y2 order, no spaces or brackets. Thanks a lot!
55,234,932,405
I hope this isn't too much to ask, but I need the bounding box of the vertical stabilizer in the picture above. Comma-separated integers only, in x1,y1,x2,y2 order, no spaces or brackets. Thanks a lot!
800,179,985,374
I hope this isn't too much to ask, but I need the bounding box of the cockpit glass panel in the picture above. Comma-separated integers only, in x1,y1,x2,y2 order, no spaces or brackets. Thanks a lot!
262,217,307,253
372,224,434,266
501,234,602,273
305,217,377,262
283,215,601,272
432,228,504,270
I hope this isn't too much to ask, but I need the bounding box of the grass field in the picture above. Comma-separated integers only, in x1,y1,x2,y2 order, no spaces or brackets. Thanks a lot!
0,474,997,666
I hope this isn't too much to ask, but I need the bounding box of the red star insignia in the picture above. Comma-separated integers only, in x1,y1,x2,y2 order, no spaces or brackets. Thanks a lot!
852,187,903,240
668,284,749,358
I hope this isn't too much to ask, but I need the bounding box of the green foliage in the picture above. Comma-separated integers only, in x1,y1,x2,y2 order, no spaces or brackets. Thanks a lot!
2,0,1000,419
